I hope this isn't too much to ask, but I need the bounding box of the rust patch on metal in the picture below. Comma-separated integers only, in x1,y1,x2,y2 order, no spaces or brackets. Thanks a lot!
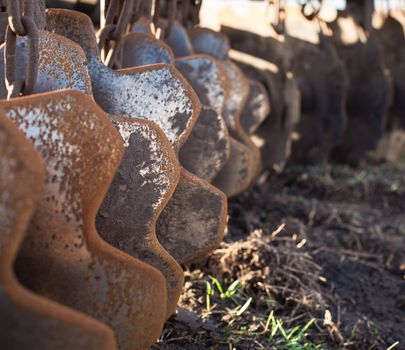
97,115,184,318
47,9,227,273
0,111,117,349
0,29,92,99
3,90,167,350
46,9,200,151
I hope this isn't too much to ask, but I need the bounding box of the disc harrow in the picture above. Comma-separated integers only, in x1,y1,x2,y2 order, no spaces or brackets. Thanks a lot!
0,111,118,350
3,90,167,350
45,7,227,309
2,0,403,349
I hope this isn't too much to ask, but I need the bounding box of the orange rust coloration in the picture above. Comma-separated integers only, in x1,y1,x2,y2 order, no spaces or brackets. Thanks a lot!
2,90,167,350
0,111,118,350
46,9,228,268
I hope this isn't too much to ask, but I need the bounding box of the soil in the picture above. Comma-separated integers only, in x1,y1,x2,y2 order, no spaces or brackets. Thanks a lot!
152,162,405,350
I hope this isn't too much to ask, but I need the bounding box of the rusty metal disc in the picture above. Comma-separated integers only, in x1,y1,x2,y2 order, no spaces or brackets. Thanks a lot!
3,90,167,350
0,110,118,350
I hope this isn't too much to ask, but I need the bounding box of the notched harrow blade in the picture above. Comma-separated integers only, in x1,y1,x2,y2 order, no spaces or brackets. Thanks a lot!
0,1,275,348
0,112,117,350
46,9,227,266
3,91,167,350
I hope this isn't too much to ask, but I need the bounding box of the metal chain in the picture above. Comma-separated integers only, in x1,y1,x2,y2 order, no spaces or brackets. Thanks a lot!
4,0,39,99
153,0,177,38
98,0,135,68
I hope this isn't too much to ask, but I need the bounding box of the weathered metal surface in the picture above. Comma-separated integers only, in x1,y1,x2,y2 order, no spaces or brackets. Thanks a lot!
122,32,174,68
188,27,266,191
328,6,391,165
232,53,301,172
170,26,258,192
46,9,199,150
164,20,194,57
45,10,190,305
157,168,227,264
121,34,231,183
0,111,117,350
175,62,250,194
179,107,230,181
374,14,405,162
97,115,184,318
212,137,253,197
240,79,271,135
221,60,262,181
47,9,227,266
175,54,231,181
0,29,92,98
3,90,167,350
174,54,229,117
0,9,185,320
220,58,249,132
120,26,230,256
189,27,230,61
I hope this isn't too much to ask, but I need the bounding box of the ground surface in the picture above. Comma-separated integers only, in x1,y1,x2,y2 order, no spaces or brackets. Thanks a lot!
152,162,405,350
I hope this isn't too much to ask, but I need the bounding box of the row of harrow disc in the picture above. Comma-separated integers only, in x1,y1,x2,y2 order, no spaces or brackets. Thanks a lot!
2,0,405,348
0,1,270,349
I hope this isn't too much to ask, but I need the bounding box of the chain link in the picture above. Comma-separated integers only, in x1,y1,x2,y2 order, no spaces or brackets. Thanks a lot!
8,0,26,35
98,0,135,68
4,0,39,99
